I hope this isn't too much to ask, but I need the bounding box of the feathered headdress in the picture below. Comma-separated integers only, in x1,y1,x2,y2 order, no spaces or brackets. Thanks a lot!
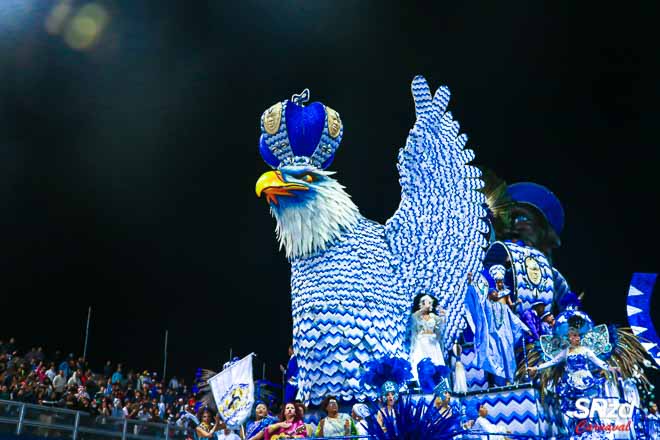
416,359,450,395
361,356,413,398
366,396,461,440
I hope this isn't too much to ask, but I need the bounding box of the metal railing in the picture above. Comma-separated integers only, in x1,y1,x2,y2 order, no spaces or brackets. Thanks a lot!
0,399,189,440
6,399,655,440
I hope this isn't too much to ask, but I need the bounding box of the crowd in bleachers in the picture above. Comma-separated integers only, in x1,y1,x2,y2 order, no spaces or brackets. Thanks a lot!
0,337,197,425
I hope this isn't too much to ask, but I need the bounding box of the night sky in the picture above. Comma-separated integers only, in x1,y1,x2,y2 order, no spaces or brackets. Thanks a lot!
1,1,659,385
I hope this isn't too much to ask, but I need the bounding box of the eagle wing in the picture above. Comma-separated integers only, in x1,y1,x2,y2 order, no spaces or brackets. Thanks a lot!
385,75,488,346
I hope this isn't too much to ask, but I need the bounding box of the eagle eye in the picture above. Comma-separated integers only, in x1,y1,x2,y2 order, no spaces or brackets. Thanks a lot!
302,174,314,183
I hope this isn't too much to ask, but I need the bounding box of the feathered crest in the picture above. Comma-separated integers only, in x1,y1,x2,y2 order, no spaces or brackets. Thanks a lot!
366,396,462,440
479,168,512,237
361,356,413,391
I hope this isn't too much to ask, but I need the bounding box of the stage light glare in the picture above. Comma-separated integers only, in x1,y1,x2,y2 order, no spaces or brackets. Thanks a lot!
45,0,73,35
63,3,109,51
0,0,34,32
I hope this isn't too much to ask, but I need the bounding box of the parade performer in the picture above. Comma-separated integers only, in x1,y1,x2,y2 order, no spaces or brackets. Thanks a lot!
316,396,358,438
488,265,516,309
540,311,554,335
449,342,468,394
245,402,278,440
195,409,223,439
255,77,487,404
351,404,370,437
434,391,460,419
468,405,509,440
279,345,299,403
528,327,616,410
465,280,529,385
522,297,653,414
360,356,412,432
265,403,308,440
408,293,446,381
521,300,546,341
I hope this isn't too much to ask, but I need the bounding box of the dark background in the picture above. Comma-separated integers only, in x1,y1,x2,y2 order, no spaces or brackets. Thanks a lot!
1,1,659,384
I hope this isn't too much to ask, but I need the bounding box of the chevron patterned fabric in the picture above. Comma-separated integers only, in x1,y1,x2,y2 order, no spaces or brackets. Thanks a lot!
461,386,562,437
626,273,660,367
460,347,488,392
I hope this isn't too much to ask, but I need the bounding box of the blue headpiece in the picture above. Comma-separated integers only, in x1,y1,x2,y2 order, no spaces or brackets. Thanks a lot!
259,89,343,169
554,308,593,338
488,265,506,281
360,356,412,400
559,291,583,310
381,381,399,399
507,182,565,235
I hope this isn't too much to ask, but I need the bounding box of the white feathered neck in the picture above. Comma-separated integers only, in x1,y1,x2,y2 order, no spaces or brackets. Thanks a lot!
269,171,360,260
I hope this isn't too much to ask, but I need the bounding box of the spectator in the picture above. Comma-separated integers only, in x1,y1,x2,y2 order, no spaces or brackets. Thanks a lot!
67,370,81,387
168,376,179,391
103,361,113,378
53,371,66,395
111,398,124,418
195,409,222,439
25,347,38,363
45,363,57,382
111,365,123,385
0,385,10,400
217,428,241,440
351,404,370,437
58,358,71,380
316,396,356,438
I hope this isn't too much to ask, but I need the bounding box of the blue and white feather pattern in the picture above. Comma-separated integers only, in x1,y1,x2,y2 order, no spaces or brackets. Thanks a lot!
258,76,487,405
385,76,488,347
291,217,410,404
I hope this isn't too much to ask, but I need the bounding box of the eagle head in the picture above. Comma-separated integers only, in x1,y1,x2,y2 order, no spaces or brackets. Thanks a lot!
255,165,359,259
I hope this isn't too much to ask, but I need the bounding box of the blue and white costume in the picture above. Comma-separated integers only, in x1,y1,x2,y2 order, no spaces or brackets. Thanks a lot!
465,284,529,383
283,354,299,403
409,310,446,381
536,345,609,410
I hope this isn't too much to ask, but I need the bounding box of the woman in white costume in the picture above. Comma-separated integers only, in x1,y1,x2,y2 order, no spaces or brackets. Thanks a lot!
408,293,446,381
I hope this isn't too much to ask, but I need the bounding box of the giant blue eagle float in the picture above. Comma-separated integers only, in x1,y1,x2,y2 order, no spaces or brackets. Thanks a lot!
253,76,659,439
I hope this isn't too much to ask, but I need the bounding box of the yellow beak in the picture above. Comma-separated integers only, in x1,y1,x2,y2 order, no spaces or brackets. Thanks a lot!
255,170,308,205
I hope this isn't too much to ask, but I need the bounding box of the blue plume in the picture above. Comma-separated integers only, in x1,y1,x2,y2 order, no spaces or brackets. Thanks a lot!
464,402,479,420
361,356,413,389
417,360,450,394
365,396,462,440
559,291,582,309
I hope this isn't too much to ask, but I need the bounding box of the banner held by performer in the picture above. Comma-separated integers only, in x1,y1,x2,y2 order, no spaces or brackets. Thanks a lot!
208,353,255,430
